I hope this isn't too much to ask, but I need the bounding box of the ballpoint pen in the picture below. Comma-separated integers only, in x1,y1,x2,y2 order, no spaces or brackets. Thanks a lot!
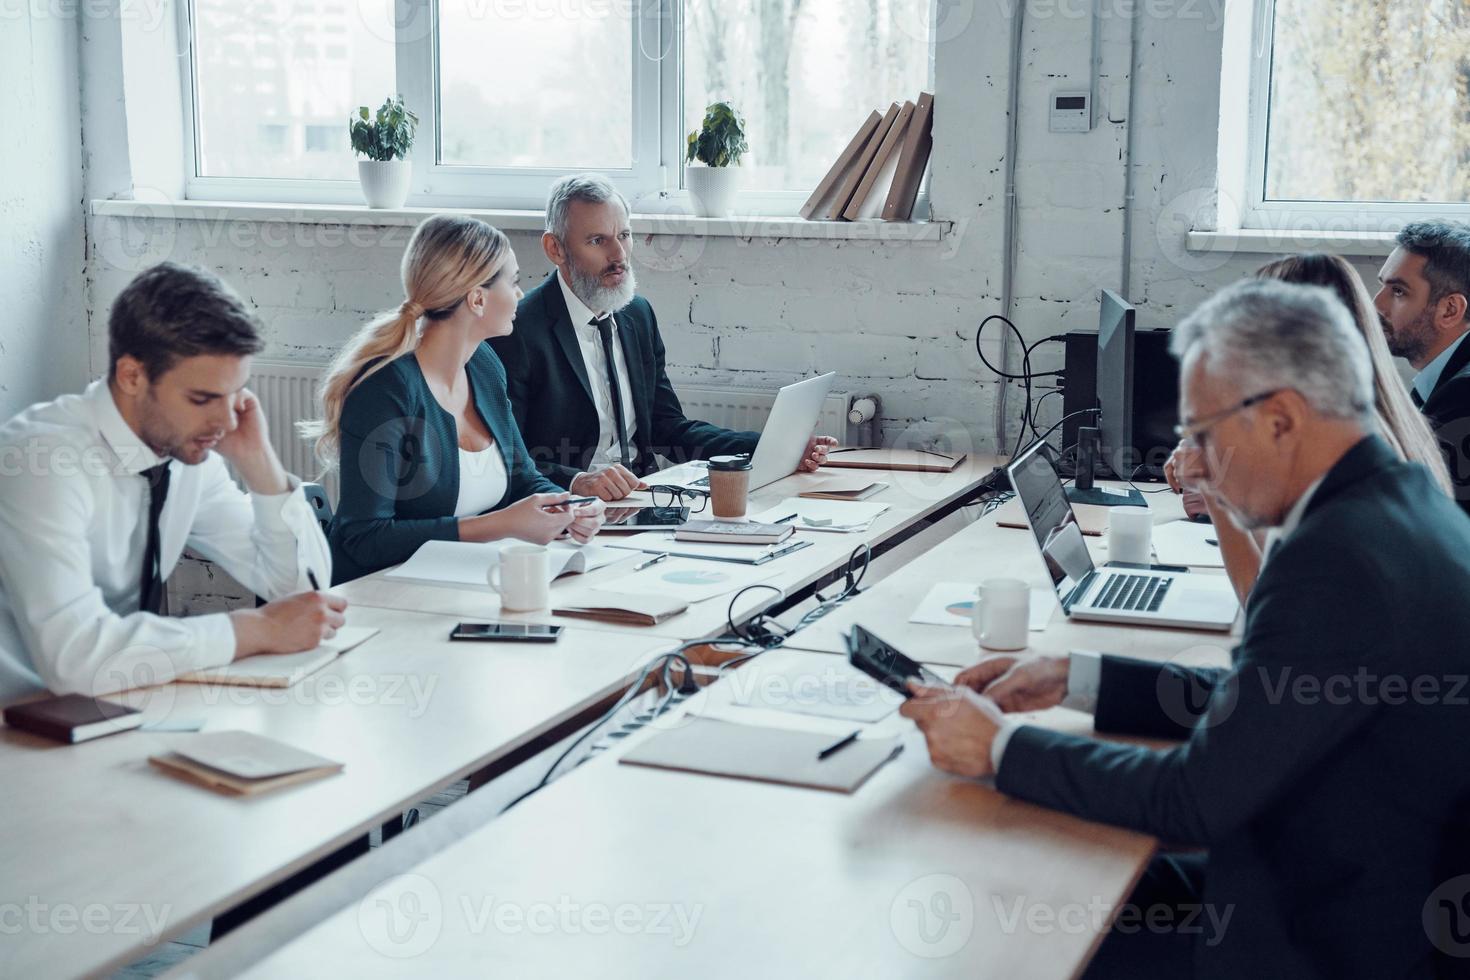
635,553,669,571
818,729,862,760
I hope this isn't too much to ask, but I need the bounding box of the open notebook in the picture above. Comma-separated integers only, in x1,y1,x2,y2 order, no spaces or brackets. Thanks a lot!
176,627,379,688
386,540,626,590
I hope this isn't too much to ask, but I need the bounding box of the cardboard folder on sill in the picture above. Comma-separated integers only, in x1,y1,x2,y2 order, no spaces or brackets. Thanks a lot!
554,592,689,626
991,497,1109,536
620,716,902,793
822,447,967,473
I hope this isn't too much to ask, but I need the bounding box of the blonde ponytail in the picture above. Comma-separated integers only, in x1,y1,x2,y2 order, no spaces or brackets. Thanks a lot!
300,214,511,467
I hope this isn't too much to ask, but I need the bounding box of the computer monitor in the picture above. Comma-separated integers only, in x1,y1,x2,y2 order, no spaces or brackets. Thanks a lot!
1096,288,1135,480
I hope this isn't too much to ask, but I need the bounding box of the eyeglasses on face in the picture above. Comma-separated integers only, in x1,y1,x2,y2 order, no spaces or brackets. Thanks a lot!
1173,388,1286,448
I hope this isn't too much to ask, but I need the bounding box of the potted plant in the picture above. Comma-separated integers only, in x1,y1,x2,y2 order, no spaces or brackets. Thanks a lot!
350,95,418,209
685,101,748,218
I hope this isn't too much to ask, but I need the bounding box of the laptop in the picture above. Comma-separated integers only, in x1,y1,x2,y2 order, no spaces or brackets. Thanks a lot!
1006,440,1239,631
686,372,838,492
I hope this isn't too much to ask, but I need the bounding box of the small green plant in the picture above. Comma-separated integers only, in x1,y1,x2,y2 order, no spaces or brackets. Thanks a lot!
685,101,748,168
349,96,419,162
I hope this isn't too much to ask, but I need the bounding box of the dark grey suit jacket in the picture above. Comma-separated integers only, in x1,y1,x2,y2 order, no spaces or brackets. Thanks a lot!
1420,331,1470,516
488,274,757,487
998,436,1470,979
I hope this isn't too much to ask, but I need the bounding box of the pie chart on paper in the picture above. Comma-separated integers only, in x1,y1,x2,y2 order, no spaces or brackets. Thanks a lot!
943,600,976,619
663,569,730,586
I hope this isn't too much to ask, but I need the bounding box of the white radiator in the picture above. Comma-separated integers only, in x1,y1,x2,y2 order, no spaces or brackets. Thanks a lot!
675,384,851,440
248,359,338,503
248,360,853,506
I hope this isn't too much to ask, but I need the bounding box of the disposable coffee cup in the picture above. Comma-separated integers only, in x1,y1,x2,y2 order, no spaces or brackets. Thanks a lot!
707,454,753,520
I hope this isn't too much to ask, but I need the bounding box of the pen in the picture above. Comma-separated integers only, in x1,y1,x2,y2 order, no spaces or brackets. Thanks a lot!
818,729,862,760
307,569,321,591
545,496,598,510
635,553,668,571
1205,538,1219,546
773,513,799,524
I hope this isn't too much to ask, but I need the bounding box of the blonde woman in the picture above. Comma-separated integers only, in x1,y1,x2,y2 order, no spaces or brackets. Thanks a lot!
305,215,604,583
1167,252,1451,603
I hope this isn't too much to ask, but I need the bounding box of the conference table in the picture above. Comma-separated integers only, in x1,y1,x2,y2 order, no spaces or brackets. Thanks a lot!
0,607,671,980
1,455,997,979
332,457,1002,643
173,485,1241,980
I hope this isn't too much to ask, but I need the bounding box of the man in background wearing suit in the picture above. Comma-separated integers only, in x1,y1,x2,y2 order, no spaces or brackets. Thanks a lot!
901,279,1470,978
1376,220,1470,509
491,173,836,501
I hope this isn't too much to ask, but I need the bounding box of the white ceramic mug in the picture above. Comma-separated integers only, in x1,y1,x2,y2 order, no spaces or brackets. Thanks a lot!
488,545,551,612
1108,507,1153,566
972,578,1030,651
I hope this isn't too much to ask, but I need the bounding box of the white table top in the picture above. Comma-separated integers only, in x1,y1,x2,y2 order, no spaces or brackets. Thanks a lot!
1,605,671,980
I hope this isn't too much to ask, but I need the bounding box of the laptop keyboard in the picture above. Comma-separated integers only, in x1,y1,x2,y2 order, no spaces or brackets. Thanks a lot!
1090,573,1173,612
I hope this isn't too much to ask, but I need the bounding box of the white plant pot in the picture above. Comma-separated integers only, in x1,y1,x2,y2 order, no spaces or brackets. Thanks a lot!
685,166,741,217
357,159,412,209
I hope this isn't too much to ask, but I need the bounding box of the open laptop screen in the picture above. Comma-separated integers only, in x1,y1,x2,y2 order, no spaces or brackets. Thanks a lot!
1008,443,1095,601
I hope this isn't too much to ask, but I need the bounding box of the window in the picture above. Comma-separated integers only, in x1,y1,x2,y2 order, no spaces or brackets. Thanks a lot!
1247,0,1470,227
185,0,934,211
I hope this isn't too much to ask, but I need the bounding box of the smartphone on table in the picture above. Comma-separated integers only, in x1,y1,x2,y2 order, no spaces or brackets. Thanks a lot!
846,624,950,697
449,623,564,643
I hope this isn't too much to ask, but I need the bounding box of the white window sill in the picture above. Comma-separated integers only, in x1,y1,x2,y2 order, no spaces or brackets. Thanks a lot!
1186,228,1397,257
89,199,947,244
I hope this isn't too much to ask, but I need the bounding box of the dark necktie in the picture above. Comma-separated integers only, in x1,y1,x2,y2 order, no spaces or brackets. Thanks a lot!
139,462,171,615
1411,386,1425,409
592,315,632,468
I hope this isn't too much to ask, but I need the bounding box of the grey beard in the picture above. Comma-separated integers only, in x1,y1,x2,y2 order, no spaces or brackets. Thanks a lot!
570,262,637,316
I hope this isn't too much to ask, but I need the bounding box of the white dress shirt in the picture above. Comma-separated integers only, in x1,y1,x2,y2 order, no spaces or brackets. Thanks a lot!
989,475,1328,772
0,379,331,704
557,270,638,469
454,444,509,517
1412,329,1470,404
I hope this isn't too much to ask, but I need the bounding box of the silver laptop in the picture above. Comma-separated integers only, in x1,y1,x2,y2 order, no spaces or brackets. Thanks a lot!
689,372,838,492
1006,440,1239,631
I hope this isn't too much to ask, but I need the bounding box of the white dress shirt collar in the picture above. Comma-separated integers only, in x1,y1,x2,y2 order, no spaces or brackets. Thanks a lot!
87,379,164,476
1274,474,1326,544
1413,329,1470,404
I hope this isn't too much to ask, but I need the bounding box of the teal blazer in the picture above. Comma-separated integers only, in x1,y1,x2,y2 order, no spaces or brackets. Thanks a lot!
328,346,562,583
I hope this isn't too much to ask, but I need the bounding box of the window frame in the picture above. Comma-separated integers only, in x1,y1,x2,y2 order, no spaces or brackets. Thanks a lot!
1241,0,1470,234
178,0,932,216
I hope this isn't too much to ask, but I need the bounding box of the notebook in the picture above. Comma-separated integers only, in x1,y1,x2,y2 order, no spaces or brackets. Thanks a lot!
675,520,794,546
621,717,901,793
823,448,967,473
149,730,343,796
992,497,1110,536
386,540,625,590
2,693,143,743
175,627,381,688
751,498,891,533
553,593,689,626
798,479,888,501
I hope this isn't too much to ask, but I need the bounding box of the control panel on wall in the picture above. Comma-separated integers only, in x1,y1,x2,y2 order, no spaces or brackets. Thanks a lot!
1049,91,1092,133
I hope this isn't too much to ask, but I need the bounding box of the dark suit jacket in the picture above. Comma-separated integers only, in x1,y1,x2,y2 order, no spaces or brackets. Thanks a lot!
1421,331,1470,514
489,274,758,487
997,436,1470,979
327,346,561,584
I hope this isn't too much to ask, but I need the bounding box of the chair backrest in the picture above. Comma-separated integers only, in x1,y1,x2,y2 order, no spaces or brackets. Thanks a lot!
302,482,334,534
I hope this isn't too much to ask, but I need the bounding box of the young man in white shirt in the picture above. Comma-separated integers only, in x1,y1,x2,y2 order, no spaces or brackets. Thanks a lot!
0,262,345,705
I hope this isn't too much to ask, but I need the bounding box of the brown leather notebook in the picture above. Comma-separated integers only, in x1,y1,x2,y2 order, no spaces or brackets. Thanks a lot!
149,730,343,796
883,91,935,221
620,717,902,793
843,100,914,221
822,448,967,473
554,592,689,626
825,102,901,221
3,693,143,743
992,497,1110,536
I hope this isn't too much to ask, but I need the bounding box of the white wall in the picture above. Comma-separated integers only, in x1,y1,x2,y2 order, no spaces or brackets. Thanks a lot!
1,6,88,419
81,0,1341,458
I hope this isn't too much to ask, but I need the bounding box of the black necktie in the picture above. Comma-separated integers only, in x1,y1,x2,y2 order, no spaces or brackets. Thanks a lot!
593,315,632,468
1411,387,1425,409
139,462,171,615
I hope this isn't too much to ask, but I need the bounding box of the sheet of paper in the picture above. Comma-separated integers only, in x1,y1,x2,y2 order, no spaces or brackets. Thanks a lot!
908,582,1056,631
176,627,381,687
603,531,784,562
587,557,777,603
385,540,627,590
1151,519,1227,568
726,657,901,723
750,498,891,533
